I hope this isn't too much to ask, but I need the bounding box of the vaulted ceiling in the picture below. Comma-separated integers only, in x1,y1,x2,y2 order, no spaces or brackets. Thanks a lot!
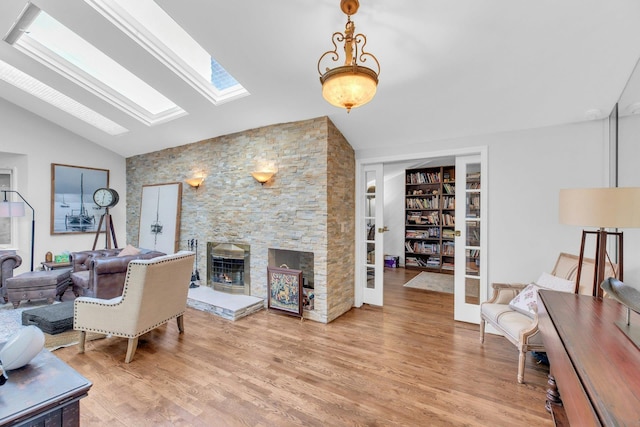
1,0,640,158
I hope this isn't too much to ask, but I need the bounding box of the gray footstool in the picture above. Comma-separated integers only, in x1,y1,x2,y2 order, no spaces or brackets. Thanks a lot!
5,269,72,308
22,301,75,334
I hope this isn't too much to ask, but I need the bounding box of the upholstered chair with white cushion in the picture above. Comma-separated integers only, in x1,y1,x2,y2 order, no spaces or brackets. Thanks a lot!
480,253,616,383
74,251,195,363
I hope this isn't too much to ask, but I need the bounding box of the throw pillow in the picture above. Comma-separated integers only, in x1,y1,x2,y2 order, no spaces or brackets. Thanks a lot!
117,244,141,257
508,283,541,318
535,272,575,293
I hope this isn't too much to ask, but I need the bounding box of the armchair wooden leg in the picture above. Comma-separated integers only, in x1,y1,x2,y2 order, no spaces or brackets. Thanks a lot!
78,331,86,354
125,337,139,363
480,318,486,343
518,349,526,384
176,314,184,333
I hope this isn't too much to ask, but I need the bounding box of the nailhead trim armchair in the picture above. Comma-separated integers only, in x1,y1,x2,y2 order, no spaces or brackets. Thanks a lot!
74,251,195,363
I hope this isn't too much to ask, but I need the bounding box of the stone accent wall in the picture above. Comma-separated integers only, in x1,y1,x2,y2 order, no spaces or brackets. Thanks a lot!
126,116,355,323
326,120,356,322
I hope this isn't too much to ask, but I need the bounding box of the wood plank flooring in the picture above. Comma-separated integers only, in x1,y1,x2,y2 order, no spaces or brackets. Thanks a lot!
54,268,553,426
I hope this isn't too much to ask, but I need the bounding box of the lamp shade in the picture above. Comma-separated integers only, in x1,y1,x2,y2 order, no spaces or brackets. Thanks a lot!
0,201,25,217
251,171,275,184
321,66,378,111
559,187,640,228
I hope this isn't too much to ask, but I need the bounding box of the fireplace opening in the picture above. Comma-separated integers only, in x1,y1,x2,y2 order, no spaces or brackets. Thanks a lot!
207,242,250,294
268,248,314,311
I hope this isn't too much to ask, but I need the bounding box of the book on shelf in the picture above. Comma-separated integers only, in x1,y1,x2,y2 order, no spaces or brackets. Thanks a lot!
442,262,455,270
406,228,440,239
407,171,441,185
466,182,481,189
406,196,440,209
406,211,439,225
442,213,455,226
426,256,440,267
442,241,455,255
442,229,456,239
466,249,480,258
411,241,440,254
442,195,455,209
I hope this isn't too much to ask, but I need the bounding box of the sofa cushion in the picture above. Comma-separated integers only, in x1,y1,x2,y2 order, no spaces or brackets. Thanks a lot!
535,272,575,292
117,244,141,257
508,273,576,318
482,302,543,345
508,283,540,318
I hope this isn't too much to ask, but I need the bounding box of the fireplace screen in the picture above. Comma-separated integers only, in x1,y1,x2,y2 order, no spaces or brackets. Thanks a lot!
208,242,250,294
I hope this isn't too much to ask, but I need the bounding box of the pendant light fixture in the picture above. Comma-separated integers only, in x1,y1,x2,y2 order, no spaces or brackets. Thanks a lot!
317,0,380,113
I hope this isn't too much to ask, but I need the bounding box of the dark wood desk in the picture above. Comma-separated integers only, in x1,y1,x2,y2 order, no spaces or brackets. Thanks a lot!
0,348,92,426
538,290,640,426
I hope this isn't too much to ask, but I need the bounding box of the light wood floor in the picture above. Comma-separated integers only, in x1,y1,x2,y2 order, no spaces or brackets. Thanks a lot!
55,268,553,426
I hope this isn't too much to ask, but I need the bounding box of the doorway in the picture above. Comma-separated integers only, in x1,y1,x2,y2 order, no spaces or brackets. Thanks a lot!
355,147,487,324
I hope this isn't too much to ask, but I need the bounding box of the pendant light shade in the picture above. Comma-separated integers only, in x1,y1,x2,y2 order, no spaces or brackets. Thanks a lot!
318,0,380,113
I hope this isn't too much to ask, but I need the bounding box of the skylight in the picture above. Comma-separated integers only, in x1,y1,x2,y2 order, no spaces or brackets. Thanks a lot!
4,3,186,126
0,59,128,135
84,0,248,105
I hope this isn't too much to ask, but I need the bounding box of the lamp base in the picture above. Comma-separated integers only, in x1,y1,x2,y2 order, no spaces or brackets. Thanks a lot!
615,320,640,349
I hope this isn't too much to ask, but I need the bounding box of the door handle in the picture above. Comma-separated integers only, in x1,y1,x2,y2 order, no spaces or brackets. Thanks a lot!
378,226,389,233
455,230,461,237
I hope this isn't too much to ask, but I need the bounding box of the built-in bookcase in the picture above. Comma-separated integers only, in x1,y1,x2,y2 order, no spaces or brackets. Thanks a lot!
405,166,455,273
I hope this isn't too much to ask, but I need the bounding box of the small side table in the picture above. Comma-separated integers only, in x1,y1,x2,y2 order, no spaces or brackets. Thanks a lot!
41,261,72,271
0,348,92,426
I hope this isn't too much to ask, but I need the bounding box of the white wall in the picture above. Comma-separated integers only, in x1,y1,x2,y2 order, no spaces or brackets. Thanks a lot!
383,162,410,266
360,119,616,293
0,98,126,274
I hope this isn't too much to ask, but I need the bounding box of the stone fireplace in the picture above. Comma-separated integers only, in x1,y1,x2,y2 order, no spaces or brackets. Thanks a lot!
127,117,355,323
207,242,250,295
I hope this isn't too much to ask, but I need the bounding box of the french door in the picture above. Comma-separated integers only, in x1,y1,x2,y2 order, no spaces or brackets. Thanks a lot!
360,163,384,306
454,155,487,323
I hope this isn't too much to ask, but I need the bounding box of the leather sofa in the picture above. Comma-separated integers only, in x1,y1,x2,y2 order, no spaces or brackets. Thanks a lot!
0,251,22,302
70,247,165,299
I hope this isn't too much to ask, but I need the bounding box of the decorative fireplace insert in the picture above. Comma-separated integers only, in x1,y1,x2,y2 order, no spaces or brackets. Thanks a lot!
207,242,250,294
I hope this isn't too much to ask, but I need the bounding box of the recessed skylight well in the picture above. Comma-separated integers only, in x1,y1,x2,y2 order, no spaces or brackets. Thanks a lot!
0,59,128,135
84,0,248,105
4,3,186,126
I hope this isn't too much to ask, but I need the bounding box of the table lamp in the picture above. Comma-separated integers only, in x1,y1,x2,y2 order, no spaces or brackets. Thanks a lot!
559,187,640,298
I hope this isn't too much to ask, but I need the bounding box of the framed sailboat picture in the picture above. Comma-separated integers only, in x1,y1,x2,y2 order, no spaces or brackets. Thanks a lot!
138,182,182,254
51,164,109,234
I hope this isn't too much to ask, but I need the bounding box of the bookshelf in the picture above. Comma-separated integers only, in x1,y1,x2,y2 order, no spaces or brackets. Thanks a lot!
405,166,455,273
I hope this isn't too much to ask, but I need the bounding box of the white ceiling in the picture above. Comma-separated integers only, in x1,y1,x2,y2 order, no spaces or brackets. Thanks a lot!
1,0,640,158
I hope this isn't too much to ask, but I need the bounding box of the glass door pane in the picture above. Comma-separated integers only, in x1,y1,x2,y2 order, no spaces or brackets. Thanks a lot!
454,154,485,323
464,164,481,304
362,164,384,306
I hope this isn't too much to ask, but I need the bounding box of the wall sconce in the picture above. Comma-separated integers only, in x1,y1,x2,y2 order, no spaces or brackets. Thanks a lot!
185,176,204,190
251,171,275,185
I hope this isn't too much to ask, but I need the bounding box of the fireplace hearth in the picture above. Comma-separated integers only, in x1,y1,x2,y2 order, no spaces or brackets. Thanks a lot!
207,242,250,294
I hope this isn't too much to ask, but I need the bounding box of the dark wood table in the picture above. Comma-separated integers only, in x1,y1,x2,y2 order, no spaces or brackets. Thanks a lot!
538,290,640,426
0,348,91,426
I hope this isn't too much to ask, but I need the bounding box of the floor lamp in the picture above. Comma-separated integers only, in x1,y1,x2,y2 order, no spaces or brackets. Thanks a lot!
559,187,640,298
0,190,35,271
